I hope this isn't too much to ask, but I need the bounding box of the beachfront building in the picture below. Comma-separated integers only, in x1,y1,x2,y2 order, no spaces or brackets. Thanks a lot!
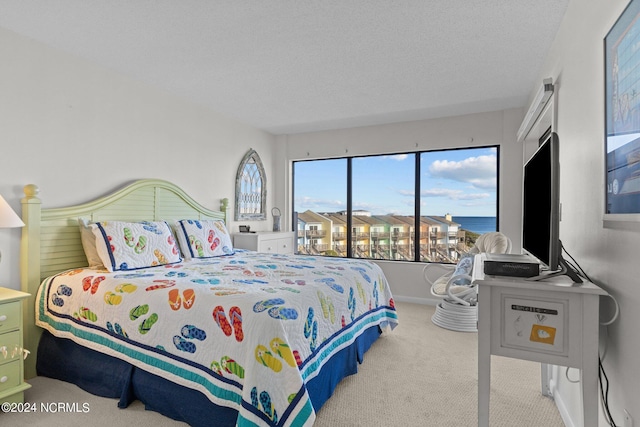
295,210,467,262
429,214,465,262
350,213,371,258
364,215,392,260
323,213,348,256
369,215,412,260
296,210,331,254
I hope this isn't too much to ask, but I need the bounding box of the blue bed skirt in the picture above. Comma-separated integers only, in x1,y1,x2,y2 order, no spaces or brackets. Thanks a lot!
37,324,382,426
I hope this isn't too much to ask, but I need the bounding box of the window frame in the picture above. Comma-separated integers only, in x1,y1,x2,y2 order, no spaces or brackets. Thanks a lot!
292,145,500,263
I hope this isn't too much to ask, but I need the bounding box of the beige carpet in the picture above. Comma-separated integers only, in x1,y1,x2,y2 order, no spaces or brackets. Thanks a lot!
315,302,564,427
1,302,563,426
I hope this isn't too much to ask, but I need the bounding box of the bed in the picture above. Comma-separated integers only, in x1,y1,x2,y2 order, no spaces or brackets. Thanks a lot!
19,179,398,426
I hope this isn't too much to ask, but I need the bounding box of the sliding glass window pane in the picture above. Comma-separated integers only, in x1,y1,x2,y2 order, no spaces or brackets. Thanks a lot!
293,159,347,256
420,147,498,263
352,154,416,260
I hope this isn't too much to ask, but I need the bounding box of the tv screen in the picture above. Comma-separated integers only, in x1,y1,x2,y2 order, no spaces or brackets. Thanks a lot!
522,132,560,271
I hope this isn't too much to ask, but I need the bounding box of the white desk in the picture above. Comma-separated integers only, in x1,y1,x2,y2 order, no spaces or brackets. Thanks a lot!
474,254,607,427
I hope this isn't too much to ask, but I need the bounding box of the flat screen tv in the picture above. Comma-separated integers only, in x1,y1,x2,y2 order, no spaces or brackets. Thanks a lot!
522,132,582,283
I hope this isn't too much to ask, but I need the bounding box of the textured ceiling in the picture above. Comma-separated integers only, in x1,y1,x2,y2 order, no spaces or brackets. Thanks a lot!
0,1,569,135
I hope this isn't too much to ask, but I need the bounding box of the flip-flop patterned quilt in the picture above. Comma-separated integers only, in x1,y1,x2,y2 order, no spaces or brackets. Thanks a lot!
36,251,398,426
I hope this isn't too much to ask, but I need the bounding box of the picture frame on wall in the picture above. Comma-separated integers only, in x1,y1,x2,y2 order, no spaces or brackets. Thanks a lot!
605,0,640,219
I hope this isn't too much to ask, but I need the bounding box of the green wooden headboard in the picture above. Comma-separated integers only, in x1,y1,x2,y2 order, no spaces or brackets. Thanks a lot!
19,179,228,378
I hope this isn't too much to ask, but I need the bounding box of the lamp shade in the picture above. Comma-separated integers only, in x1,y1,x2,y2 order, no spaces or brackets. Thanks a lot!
0,194,24,228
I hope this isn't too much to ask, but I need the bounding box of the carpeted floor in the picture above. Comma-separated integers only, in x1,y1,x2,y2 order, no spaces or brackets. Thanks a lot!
0,302,564,426
314,301,564,427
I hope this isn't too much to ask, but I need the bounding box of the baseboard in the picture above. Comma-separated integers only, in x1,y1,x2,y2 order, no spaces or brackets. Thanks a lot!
552,383,578,427
392,295,439,306
548,364,581,427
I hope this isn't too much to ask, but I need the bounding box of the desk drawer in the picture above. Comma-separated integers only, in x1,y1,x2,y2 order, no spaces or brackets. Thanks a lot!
0,360,20,394
0,301,20,333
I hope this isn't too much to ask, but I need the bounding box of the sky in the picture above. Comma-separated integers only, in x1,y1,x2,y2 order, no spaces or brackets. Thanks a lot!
293,146,498,217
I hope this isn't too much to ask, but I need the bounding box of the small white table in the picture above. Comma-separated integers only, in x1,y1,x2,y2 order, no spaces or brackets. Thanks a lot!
474,254,607,427
233,231,296,254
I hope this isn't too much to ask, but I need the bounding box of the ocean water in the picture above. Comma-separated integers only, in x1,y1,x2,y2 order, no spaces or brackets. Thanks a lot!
452,216,497,235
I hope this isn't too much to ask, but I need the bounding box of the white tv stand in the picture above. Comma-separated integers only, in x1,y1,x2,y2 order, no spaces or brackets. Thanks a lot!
473,254,608,427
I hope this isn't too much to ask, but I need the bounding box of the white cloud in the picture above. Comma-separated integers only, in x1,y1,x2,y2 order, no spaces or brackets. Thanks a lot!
429,154,497,190
421,188,490,200
398,187,491,201
296,197,345,210
387,154,409,161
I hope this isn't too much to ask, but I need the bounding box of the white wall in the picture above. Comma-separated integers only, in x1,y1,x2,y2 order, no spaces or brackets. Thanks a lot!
0,27,276,290
530,1,639,425
6,5,634,423
275,108,525,302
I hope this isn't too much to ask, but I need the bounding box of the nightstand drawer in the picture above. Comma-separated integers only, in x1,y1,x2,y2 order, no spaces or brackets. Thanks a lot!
0,301,20,333
0,331,21,366
234,232,295,254
260,238,280,253
0,360,20,394
274,237,293,254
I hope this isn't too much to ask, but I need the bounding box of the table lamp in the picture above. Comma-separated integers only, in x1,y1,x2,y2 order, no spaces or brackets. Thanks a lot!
0,194,25,265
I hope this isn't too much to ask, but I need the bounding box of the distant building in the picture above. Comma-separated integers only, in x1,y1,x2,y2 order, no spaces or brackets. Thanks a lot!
294,210,466,262
296,210,331,254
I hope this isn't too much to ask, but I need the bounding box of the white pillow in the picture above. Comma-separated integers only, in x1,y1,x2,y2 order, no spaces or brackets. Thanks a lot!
78,218,105,269
92,221,182,271
432,252,474,295
175,219,234,259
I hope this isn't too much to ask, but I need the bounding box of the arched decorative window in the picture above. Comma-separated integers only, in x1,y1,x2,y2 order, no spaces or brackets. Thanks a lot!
235,149,267,221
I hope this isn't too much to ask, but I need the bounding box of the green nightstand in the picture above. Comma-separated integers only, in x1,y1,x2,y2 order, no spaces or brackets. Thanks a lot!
0,288,31,404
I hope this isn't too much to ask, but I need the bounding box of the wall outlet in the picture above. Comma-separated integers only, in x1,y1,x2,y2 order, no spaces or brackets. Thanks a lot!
624,409,633,427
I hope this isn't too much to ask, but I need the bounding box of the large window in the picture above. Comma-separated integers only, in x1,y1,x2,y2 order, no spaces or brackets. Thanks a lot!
293,159,346,256
293,146,498,262
352,155,415,260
